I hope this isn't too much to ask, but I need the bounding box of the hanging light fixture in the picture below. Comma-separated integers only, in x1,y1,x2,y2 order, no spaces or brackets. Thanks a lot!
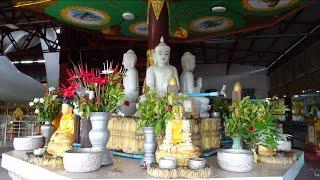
212,6,226,13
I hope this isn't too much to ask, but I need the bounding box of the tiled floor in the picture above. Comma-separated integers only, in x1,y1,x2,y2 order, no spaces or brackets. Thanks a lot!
0,149,319,179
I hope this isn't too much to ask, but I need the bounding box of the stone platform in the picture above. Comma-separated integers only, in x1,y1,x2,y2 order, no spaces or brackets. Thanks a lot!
1,150,304,180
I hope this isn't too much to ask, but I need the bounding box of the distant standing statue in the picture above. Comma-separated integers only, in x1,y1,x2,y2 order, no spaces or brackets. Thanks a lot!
145,36,179,96
180,51,210,118
120,49,139,116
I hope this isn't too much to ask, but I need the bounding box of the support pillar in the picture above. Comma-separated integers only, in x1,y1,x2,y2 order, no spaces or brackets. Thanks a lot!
146,1,169,66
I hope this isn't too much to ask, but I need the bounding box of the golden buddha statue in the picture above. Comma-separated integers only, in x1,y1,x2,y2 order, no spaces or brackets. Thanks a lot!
47,101,76,157
156,105,201,166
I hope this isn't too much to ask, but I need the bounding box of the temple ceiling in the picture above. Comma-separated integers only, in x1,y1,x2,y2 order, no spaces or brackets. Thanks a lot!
11,0,314,42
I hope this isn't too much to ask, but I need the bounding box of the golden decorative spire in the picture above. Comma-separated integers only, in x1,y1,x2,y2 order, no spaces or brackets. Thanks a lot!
149,0,165,20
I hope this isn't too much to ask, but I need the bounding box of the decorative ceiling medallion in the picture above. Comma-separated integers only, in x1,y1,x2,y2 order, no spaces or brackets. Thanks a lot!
242,0,300,12
129,21,148,36
190,16,234,33
60,6,110,26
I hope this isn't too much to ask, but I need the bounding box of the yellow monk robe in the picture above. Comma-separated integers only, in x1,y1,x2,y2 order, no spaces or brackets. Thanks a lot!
47,114,76,157
172,119,184,144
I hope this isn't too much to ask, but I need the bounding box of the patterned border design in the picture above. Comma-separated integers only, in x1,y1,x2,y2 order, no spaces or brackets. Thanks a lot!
242,0,300,12
189,16,234,33
60,6,110,26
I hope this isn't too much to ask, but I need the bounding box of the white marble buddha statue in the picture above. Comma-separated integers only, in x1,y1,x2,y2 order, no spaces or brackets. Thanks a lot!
145,36,179,96
180,52,210,118
120,49,139,116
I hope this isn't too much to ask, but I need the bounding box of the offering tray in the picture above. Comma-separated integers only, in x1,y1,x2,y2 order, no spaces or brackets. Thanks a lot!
258,151,298,165
147,163,212,179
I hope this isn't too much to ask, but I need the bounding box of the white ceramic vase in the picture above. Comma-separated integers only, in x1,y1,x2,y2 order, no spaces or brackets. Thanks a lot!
89,112,112,165
40,122,54,148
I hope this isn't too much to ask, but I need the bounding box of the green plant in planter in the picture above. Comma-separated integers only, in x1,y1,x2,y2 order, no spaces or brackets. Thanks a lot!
240,98,288,149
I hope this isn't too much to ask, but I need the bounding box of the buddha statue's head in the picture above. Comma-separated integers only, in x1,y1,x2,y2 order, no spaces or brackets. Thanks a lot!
154,36,170,67
181,51,196,71
174,105,185,120
122,49,137,70
61,100,73,115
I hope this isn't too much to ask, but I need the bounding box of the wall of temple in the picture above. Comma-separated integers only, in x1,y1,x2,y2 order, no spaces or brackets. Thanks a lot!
194,64,269,99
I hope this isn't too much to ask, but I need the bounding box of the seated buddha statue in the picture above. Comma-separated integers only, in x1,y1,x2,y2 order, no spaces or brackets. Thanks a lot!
156,105,201,166
145,36,179,96
180,51,210,118
47,100,76,157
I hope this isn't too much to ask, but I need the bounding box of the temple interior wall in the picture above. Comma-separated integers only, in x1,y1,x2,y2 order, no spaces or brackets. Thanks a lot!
194,64,269,98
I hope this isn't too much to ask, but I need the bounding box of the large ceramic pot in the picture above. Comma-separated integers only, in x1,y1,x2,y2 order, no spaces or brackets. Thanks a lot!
231,136,242,149
277,141,291,152
217,149,254,173
40,122,54,148
80,119,92,148
89,112,112,166
142,127,157,166
63,148,103,173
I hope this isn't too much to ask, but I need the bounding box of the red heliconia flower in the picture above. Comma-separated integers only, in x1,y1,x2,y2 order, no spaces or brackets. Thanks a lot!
248,125,256,132
62,83,78,98
168,105,173,112
124,100,130,107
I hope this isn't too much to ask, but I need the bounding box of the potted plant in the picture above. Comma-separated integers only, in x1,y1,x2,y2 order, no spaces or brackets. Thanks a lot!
226,97,255,149
239,98,288,156
29,87,61,147
62,62,125,165
134,91,168,165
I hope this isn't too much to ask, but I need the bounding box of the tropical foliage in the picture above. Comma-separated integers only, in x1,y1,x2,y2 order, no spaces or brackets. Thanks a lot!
134,91,186,134
226,96,288,149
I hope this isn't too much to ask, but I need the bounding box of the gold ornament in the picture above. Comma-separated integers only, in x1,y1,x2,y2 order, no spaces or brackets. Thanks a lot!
13,107,23,121
173,26,188,39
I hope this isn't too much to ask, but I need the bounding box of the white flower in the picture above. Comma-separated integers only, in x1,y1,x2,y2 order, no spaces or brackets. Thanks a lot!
29,102,34,107
73,108,79,114
78,111,83,117
35,109,39,114
48,87,55,92
33,98,39,103
52,95,58,100
87,91,95,100
39,98,44,103
73,102,79,108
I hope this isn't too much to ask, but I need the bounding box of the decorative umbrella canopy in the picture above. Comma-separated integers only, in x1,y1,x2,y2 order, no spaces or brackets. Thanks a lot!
13,0,312,41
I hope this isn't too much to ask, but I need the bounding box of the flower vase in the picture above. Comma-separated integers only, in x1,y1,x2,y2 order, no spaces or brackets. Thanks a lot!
80,118,92,148
231,137,242,149
89,112,112,165
142,127,157,166
40,122,54,148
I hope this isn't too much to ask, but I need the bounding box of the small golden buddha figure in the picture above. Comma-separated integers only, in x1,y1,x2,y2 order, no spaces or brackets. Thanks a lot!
232,81,242,101
47,100,76,157
156,105,201,166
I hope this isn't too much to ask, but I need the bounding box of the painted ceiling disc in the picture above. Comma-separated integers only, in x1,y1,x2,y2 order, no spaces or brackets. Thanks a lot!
60,6,110,26
129,21,148,36
189,16,234,33
242,0,301,12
